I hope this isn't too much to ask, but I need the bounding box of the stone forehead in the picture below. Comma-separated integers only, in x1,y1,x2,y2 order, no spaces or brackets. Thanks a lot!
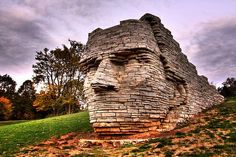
80,18,160,63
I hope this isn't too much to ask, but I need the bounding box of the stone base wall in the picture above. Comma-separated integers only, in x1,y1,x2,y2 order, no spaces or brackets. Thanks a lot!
80,13,224,135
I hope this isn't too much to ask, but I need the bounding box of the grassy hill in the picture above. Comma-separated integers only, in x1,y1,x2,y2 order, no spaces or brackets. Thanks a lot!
16,97,236,157
0,111,92,156
1,98,236,157
0,120,30,127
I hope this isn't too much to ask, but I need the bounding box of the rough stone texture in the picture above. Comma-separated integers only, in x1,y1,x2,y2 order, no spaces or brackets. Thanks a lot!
80,13,224,135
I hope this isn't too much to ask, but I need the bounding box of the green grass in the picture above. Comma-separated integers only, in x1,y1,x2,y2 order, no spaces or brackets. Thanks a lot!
0,120,30,126
131,143,151,153
175,131,186,138
0,111,92,156
218,97,236,115
165,150,174,157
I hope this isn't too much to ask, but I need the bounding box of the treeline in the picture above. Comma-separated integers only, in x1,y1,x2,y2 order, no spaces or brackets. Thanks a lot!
0,75,36,120
218,77,236,97
0,40,85,120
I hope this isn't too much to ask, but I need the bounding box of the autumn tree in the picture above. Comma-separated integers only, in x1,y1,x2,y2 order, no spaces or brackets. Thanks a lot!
33,40,84,115
0,97,13,120
0,74,18,119
33,89,58,115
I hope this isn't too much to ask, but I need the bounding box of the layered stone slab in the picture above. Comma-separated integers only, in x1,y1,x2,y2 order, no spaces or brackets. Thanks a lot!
80,13,224,135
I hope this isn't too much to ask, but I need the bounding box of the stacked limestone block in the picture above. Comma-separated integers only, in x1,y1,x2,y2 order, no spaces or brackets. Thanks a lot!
80,13,224,135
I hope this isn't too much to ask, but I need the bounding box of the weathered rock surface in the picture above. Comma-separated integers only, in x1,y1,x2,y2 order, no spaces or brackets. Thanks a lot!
80,13,224,135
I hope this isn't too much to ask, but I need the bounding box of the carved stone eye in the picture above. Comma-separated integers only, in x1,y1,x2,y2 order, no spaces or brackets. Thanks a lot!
86,58,101,71
109,55,127,66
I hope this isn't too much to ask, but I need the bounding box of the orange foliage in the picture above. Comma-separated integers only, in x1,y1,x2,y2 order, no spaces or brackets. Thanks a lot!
33,90,55,112
0,96,13,120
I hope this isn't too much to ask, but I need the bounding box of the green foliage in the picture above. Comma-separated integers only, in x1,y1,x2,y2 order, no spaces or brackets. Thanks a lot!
131,153,137,157
155,138,173,148
122,152,129,156
206,119,236,130
218,97,236,115
191,127,201,134
165,150,174,157
218,77,236,97
75,153,95,157
62,145,75,149
0,75,38,120
179,143,236,157
175,131,186,138
122,143,133,148
138,143,151,151
0,111,92,156
178,152,214,157
0,74,16,99
213,144,236,154
14,80,36,120
224,131,236,142
204,130,215,138
131,143,151,153
32,40,85,116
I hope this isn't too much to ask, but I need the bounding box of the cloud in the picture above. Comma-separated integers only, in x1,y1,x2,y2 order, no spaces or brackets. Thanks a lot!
0,9,53,72
187,17,236,85
0,0,163,73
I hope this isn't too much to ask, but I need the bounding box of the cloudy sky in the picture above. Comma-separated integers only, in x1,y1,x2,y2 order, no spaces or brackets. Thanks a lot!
0,0,236,88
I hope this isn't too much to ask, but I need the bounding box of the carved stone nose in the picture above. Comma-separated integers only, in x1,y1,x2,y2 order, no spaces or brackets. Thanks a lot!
91,59,119,92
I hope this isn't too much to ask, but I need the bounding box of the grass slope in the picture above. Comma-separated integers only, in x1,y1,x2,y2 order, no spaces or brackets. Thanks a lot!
17,97,236,157
0,120,30,127
0,111,92,156
117,97,236,157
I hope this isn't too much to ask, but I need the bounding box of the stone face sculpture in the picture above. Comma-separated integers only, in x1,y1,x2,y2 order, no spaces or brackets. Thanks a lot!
80,14,224,135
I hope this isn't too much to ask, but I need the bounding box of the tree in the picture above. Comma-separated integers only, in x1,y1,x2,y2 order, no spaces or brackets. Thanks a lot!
0,74,16,99
33,88,62,115
18,80,36,101
218,77,236,97
0,74,18,120
32,40,84,115
13,80,36,119
0,97,13,120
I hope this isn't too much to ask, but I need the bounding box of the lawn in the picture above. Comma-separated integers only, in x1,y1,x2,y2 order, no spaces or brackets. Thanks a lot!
0,120,30,126
2,98,236,157
17,97,235,157
0,111,92,156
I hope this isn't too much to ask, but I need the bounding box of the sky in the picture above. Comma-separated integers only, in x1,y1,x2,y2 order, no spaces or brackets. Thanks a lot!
0,0,236,88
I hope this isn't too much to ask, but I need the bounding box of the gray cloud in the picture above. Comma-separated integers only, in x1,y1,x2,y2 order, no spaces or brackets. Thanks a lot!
0,0,122,86
0,9,53,72
0,0,161,74
187,18,236,85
